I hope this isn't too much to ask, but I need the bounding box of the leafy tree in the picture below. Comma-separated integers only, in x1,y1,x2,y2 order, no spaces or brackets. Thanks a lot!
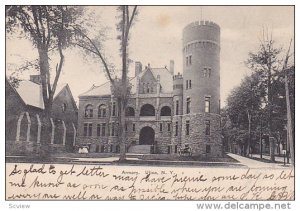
246,36,283,141
6,6,83,115
225,72,265,156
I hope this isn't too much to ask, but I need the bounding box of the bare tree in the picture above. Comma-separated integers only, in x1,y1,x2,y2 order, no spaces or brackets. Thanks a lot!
74,6,138,161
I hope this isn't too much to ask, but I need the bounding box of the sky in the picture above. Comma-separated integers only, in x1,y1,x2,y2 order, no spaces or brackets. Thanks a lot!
6,6,294,107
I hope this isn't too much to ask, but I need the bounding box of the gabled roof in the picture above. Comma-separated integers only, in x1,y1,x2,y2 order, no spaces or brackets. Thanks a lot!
15,80,45,109
147,67,173,93
13,80,76,110
79,66,173,97
53,84,78,110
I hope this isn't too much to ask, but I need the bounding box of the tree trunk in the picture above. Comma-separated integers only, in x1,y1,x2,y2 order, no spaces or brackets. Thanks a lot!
119,6,128,161
285,69,294,165
119,100,127,161
247,110,251,157
37,46,51,116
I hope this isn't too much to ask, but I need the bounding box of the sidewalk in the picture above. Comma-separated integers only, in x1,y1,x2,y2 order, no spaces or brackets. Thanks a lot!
227,153,292,169
251,153,289,163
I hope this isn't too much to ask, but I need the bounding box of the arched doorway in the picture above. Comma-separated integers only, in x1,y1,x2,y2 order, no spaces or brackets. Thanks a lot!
139,126,155,145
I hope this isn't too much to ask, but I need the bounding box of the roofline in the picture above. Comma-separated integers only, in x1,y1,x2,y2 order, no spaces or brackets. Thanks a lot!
56,84,78,111
6,78,28,108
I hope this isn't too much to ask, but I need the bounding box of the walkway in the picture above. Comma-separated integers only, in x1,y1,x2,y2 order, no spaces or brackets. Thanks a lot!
227,153,292,169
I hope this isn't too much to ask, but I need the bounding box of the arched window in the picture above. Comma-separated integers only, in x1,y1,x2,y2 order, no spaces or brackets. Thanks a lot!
98,104,107,117
125,107,135,116
140,104,155,116
61,103,67,112
85,104,93,118
160,106,171,116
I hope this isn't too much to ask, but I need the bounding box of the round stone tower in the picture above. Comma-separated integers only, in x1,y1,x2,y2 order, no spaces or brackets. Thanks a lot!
181,20,222,157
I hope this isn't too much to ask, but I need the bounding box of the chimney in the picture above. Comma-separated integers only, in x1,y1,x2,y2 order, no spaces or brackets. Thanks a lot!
169,60,174,75
135,61,142,76
29,75,41,85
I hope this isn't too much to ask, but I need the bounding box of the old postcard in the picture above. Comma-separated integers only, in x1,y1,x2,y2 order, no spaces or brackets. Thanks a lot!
5,5,294,203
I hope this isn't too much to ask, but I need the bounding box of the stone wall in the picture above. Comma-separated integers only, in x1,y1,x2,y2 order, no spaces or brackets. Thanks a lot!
180,113,222,157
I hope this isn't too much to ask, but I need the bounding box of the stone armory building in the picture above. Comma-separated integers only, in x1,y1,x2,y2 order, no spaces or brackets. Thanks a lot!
76,21,223,157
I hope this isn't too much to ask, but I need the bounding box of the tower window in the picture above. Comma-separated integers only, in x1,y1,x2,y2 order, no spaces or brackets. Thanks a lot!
205,120,210,135
175,100,179,115
186,80,192,89
186,55,192,66
160,123,163,132
203,68,211,78
205,97,211,113
112,102,116,116
167,123,171,132
186,97,191,114
175,121,178,136
132,123,135,132
186,120,190,135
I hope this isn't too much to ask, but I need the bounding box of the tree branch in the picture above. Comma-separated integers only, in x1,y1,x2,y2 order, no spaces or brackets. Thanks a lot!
73,27,114,84
125,6,137,38
31,6,42,42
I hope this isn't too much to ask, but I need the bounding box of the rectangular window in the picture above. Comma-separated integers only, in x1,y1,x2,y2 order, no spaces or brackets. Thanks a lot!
203,68,211,78
167,123,171,132
132,123,135,132
175,121,178,136
186,97,191,114
116,123,119,137
189,80,192,89
186,56,189,66
111,122,115,136
189,55,192,65
168,146,171,154
83,123,93,136
84,123,88,136
174,145,178,153
205,97,211,113
205,120,210,135
101,123,106,136
160,123,163,132
112,102,116,116
97,124,101,137
88,123,92,136
186,80,188,89
176,100,179,115
206,145,211,153
186,120,190,135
